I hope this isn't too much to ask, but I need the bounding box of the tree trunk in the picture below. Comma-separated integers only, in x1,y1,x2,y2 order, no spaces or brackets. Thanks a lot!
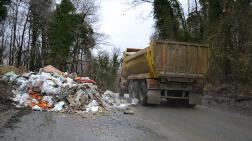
29,27,38,70
9,27,13,65
41,26,47,66
0,22,5,64
80,51,83,76
16,11,29,67
12,2,19,66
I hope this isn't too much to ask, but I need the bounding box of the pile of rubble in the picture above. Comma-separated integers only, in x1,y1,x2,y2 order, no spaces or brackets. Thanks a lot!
2,65,137,115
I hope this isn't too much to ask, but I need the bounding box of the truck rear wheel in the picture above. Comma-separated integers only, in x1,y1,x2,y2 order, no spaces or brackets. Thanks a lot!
187,104,196,107
128,80,134,98
186,99,196,107
119,87,125,98
129,80,140,99
139,81,147,105
132,81,140,99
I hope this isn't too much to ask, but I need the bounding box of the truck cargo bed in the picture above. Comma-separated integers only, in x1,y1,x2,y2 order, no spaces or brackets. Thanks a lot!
124,40,209,79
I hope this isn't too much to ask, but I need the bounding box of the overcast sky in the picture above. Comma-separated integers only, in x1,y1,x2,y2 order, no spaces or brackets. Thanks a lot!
97,0,188,53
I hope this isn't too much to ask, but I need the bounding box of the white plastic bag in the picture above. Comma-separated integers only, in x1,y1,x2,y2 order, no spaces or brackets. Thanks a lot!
41,81,60,95
49,101,65,112
18,80,29,92
118,103,129,110
19,93,29,105
86,100,99,113
32,105,42,111
131,98,139,106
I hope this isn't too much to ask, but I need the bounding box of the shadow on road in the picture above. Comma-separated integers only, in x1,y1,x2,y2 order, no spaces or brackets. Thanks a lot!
143,100,198,109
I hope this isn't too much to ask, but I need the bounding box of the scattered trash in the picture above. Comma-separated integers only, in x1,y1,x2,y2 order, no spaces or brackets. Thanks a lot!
131,98,139,106
3,71,18,82
118,103,129,110
3,65,138,115
19,93,29,105
123,109,134,115
32,105,42,111
50,101,65,112
86,100,99,113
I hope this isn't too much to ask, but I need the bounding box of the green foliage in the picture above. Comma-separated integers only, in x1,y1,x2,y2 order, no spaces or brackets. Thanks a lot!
150,0,252,85
47,0,96,72
186,10,206,42
88,49,120,91
78,20,95,50
29,0,43,70
153,0,188,41
206,0,252,84
48,0,82,70
0,0,10,22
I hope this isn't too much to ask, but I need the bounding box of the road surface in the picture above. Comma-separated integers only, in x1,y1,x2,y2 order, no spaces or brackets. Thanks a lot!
0,103,252,141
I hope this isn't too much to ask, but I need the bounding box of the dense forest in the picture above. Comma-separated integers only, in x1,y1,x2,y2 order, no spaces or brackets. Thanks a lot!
133,0,252,85
0,0,119,90
0,0,252,90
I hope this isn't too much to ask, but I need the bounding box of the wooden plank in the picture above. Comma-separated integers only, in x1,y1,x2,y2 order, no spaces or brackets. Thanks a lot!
187,46,198,74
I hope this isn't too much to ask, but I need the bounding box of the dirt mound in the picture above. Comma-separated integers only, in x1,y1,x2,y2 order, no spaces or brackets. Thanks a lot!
203,84,252,116
0,80,13,109
204,83,252,97
0,65,28,76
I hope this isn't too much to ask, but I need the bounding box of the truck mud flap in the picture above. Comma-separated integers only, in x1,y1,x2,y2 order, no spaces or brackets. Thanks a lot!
189,93,202,105
147,90,161,104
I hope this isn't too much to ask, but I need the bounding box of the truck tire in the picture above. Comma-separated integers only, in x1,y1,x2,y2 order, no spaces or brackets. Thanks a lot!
185,99,196,107
128,80,134,98
139,81,147,105
129,80,140,99
119,87,125,98
133,81,140,99
187,104,196,107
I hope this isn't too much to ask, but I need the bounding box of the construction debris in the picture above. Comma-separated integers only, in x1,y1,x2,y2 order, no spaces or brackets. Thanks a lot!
123,109,134,115
41,65,64,76
3,65,137,115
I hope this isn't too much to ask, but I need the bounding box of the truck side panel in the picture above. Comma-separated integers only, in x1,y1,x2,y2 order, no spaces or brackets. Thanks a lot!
124,48,150,76
153,41,209,77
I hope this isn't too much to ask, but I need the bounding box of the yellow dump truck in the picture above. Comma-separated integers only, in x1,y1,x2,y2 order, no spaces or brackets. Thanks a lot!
119,40,209,106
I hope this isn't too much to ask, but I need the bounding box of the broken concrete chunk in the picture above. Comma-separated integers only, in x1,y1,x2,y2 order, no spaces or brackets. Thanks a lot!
41,65,63,75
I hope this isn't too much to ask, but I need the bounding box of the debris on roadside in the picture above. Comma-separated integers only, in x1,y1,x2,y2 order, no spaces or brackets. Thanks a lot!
123,109,134,115
41,65,64,76
3,65,137,115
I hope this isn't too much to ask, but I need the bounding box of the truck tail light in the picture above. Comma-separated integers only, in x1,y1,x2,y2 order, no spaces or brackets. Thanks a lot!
192,83,203,93
147,79,159,89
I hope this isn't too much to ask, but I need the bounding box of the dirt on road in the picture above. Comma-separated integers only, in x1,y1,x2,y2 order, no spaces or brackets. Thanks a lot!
0,80,31,133
0,102,252,141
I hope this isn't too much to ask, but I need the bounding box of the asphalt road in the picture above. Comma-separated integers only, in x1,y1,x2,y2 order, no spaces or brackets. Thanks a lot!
1,103,252,141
